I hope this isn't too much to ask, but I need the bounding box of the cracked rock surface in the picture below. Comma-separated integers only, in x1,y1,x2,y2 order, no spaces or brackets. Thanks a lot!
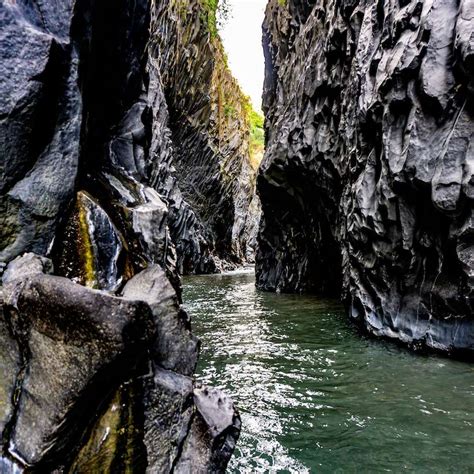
2,254,155,468
258,0,474,356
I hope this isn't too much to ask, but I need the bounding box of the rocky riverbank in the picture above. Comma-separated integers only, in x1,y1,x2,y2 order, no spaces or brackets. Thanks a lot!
0,0,253,469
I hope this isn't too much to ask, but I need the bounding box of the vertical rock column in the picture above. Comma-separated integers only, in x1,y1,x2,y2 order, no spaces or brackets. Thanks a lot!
147,0,261,274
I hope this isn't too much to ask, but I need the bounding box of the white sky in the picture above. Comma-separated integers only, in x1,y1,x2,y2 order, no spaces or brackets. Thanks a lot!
219,0,267,112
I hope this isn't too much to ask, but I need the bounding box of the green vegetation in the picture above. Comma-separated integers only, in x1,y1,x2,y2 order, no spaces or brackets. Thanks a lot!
200,0,231,38
249,109,264,137
201,0,264,169
249,109,264,149
246,103,265,169
224,103,237,118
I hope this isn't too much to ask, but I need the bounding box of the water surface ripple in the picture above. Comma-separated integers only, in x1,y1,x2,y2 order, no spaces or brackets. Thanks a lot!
183,271,474,473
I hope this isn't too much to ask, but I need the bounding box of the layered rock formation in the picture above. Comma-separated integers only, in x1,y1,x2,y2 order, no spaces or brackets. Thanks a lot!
0,0,246,470
258,0,474,356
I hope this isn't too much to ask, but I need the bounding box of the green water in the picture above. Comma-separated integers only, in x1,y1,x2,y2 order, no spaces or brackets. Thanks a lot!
182,270,474,473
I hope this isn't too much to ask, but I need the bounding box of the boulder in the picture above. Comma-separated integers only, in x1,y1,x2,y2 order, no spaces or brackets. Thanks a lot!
122,265,199,375
1,256,155,467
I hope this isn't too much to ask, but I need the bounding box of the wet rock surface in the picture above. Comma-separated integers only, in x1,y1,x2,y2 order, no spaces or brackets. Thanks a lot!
258,0,474,356
174,384,241,474
2,256,155,467
0,254,239,471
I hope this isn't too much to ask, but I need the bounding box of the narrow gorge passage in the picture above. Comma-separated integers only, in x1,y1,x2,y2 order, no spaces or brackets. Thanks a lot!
1,0,474,470
184,271,474,472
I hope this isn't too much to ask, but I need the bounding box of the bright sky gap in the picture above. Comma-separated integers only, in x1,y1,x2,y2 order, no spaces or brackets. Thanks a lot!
219,0,267,112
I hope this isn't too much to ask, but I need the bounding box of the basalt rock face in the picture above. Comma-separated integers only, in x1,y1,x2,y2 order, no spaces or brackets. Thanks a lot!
258,0,474,355
1,255,156,468
1,0,258,279
148,0,260,274
0,0,242,471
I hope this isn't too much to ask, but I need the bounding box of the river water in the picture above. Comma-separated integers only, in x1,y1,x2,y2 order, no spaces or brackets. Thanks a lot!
183,270,474,473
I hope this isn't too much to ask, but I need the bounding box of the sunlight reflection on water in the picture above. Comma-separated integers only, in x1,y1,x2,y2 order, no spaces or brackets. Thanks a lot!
183,272,474,473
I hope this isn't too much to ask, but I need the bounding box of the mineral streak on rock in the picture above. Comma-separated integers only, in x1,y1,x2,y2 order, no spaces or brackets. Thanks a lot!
54,191,127,292
0,254,239,471
257,0,474,356
2,255,155,468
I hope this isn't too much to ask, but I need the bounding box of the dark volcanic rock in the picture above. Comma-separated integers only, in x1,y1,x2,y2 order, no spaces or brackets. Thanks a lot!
122,265,199,376
0,0,247,469
258,0,474,355
2,253,52,284
0,254,240,472
0,0,81,263
174,385,241,474
143,366,241,474
148,0,261,274
0,289,20,443
1,0,258,279
1,255,155,467
142,365,194,473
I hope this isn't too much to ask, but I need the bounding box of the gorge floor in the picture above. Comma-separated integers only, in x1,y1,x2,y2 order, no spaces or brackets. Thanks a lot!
183,270,474,473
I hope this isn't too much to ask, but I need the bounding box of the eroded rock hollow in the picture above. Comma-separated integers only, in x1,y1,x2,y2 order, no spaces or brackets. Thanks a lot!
0,0,251,470
258,0,474,356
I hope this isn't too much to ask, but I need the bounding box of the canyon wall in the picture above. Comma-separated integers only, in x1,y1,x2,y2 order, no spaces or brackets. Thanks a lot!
0,0,247,470
258,0,474,356
148,0,261,274
0,0,259,278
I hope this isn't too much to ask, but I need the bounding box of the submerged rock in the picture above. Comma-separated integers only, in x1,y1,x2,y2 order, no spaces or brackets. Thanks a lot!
258,0,474,356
